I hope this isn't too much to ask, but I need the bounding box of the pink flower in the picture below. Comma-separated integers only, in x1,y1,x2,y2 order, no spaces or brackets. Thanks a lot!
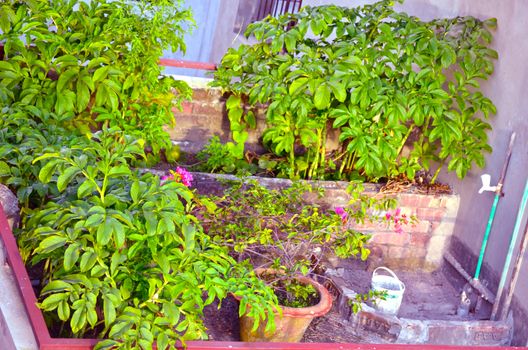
334,207,348,223
175,167,193,187
384,208,406,234
160,167,193,187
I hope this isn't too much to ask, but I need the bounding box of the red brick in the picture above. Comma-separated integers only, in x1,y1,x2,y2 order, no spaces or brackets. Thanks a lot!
192,102,224,116
396,207,417,216
396,194,432,208
370,232,409,246
368,245,385,259
192,88,223,101
406,221,431,234
351,221,392,233
387,246,409,259
354,311,401,341
468,323,511,345
428,324,468,345
416,207,446,222
172,101,193,115
428,321,511,346
387,246,427,263
410,233,431,248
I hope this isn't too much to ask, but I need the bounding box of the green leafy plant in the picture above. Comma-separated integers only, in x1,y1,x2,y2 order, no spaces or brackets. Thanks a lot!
348,289,388,314
0,1,283,348
0,0,192,161
196,135,257,175
196,178,408,320
211,0,497,182
17,129,277,349
0,110,71,208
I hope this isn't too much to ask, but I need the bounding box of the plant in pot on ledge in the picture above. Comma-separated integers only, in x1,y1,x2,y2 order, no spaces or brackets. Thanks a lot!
196,179,410,342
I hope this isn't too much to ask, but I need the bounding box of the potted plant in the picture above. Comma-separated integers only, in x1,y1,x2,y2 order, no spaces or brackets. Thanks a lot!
196,179,409,342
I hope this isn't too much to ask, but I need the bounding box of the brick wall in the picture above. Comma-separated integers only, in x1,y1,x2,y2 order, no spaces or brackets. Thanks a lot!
167,88,269,154
190,172,460,272
168,87,460,271
168,87,342,154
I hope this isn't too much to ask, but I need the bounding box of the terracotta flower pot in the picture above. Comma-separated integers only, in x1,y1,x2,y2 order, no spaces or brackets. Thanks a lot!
239,272,333,342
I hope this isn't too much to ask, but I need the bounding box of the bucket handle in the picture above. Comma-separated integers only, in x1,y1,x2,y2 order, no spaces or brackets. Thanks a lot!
373,267,404,290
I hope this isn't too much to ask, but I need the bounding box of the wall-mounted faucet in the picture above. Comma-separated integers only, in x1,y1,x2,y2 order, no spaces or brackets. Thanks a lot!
479,174,498,194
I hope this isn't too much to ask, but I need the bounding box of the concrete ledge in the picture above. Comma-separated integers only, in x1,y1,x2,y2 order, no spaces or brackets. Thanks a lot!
328,277,513,346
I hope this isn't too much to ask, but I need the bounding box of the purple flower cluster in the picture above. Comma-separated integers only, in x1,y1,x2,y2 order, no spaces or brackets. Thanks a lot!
161,167,193,187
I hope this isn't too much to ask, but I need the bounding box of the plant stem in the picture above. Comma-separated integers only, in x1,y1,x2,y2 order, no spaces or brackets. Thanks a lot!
418,115,432,149
338,150,349,177
396,125,413,158
308,128,322,179
319,124,327,177
431,161,445,184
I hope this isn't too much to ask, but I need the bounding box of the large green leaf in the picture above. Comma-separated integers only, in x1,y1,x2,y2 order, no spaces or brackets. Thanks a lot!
57,166,81,192
314,83,331,110
38,235,67,253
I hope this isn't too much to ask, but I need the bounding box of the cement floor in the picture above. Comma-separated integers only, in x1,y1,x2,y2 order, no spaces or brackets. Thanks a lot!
326,258,492,321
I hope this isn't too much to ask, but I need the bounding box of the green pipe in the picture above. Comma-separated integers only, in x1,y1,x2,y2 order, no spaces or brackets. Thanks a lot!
474,194,500,280
491,177,528,320
474,132,516,281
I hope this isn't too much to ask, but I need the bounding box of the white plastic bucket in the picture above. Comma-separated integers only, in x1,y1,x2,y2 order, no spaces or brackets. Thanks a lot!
370,267,405,315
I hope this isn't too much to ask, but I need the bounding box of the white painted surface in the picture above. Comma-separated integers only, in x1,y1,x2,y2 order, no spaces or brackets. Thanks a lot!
0,264,38,350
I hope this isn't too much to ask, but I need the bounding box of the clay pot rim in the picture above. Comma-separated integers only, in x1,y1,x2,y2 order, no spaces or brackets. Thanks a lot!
235,268,333,319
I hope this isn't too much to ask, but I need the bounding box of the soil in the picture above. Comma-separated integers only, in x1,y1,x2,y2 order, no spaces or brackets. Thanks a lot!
203,295,241,341
202,259,487,343
156,159,453,196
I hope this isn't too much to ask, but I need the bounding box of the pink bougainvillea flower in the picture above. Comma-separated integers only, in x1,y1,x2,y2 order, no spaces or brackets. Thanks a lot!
334,207,348,223
175,167,193,187
160,167,193,187
384,208,407,234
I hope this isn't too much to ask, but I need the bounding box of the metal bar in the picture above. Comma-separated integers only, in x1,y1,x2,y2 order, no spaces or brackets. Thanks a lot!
499,209,528,321
158,58,216,71
444,252,495,303
474,132,516,280
279,0,288,17
491,177,528,320
474,194,500,280
255,0,266,21
262,0,270,20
